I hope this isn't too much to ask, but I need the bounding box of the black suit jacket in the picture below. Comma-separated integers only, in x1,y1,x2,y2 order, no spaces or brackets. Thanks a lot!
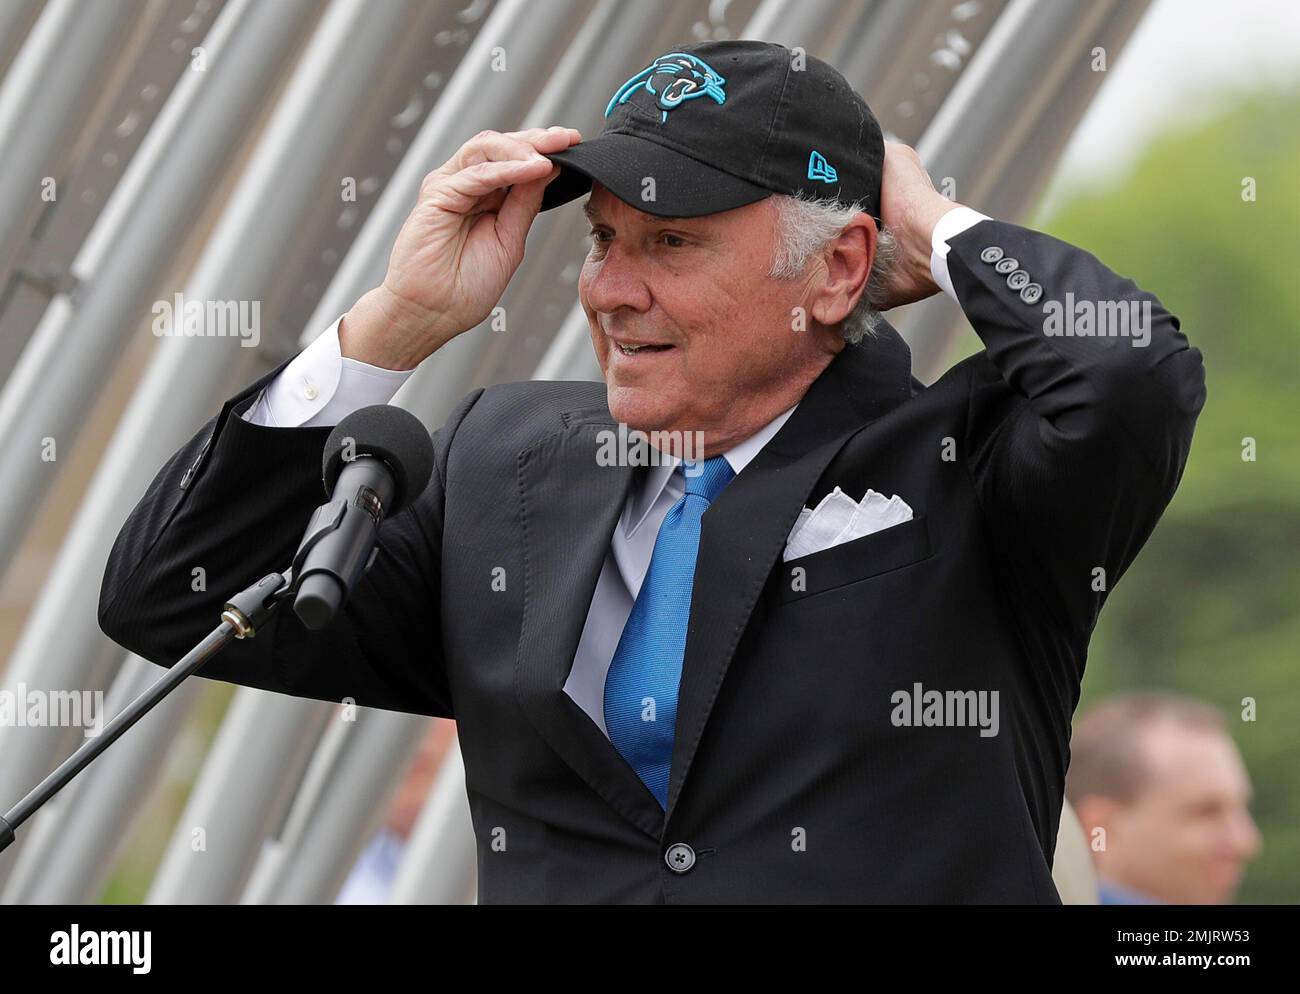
99,219,1205,903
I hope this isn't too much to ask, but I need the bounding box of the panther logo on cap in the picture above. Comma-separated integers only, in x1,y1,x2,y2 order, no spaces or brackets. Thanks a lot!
605,52,727,123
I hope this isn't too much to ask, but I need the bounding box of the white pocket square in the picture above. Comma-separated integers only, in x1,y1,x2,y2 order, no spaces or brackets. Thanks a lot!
783,487,914,561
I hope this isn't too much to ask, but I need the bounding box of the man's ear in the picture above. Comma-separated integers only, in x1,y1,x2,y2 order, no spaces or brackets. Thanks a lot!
1073,794,1124,841
808,214,877,326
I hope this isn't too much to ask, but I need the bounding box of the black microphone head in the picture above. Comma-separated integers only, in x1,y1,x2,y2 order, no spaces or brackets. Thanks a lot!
322,405,435,515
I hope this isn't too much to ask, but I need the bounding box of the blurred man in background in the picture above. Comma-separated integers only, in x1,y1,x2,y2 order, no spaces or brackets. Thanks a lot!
1066,694,1261,904
335,719,457,904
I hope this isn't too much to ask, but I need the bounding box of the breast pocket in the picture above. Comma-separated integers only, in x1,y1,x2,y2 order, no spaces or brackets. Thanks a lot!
774,515,933,604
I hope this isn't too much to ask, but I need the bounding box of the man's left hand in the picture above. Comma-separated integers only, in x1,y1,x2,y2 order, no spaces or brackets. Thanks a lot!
876,140,964,310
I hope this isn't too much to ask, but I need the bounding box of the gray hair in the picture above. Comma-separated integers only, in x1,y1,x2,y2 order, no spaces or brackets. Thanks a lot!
768,191,898,344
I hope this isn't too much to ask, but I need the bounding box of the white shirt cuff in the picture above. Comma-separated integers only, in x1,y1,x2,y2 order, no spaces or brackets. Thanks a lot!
243,315,414,427
929,206,993,303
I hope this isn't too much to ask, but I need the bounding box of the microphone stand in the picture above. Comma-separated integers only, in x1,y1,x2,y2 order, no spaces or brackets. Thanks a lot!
0,567,295,854
0,443,380,854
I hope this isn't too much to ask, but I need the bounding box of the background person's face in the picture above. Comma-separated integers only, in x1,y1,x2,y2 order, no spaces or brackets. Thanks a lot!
1101,725,1262,903
578,183,839,455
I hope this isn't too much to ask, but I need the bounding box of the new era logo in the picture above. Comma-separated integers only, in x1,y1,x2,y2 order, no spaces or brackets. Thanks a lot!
807,149,838,183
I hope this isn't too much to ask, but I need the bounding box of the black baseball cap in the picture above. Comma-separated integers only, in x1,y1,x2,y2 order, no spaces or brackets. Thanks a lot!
539,39,884,222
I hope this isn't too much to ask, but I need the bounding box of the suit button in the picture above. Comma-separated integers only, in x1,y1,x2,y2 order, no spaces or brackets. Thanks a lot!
994,257,1018,275
979,246,1003,263
664,842,696,873
1020,282,1043,304
1006,269,1030,290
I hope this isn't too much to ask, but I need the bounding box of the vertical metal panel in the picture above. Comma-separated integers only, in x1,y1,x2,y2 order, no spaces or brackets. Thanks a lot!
1,0,231,381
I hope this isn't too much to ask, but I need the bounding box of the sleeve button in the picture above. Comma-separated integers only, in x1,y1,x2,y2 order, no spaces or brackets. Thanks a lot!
979,246,1004,263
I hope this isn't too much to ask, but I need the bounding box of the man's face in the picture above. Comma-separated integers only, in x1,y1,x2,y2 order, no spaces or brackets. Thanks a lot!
1094,724,1261,903
578,182,841,454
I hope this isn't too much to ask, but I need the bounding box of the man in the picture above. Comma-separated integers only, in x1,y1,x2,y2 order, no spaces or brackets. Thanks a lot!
1066,694,1261,904
98,40,1206,903
335,718,459,904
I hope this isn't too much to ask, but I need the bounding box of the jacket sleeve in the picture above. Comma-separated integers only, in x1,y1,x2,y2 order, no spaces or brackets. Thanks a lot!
97,355,483,718
948,218,1207,646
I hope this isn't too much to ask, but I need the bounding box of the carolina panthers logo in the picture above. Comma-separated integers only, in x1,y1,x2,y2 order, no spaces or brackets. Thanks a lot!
605,52,727,123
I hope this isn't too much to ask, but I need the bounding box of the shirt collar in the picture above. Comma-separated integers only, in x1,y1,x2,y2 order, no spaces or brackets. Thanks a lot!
622,402,799,538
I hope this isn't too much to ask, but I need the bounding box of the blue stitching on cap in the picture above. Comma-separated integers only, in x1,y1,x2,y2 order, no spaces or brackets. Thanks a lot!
807,150,838,183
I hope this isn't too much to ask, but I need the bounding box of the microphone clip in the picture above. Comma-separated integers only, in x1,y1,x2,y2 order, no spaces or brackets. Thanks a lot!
220,568,295,639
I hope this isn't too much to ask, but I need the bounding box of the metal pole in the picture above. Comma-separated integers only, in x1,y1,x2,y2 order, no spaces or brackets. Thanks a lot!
0,0,321,891
0,0,319,579
10,0,437,903
145,692,330,903
299,0,597,424
0,0,45,85
28,0,497,906
248,711,428,904
1,0,231,384
837,0,1010,145
1,657,203,903
0,0,144,288
742,0,853,53
389,736,475,905
894,0,1152,381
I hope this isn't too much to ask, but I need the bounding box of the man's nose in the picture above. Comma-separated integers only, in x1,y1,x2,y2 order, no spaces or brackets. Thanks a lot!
1217,805,1262,863
583,241,652,315
1230,808,1262,860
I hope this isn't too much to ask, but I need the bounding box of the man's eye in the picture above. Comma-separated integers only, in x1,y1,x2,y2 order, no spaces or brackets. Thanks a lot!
660,233,688,248
587,228,610,244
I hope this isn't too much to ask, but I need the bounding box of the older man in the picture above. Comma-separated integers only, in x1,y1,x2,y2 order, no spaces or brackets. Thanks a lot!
99,40,1206,903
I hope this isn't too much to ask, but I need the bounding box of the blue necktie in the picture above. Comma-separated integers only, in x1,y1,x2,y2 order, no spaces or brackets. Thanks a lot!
604,455,735,807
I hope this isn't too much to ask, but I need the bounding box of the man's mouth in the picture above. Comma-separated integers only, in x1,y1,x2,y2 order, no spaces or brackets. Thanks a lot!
612,340,674,356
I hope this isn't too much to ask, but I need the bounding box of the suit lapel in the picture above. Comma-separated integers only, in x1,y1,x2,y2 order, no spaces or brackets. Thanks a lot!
666,322,917,815
514,414,667,839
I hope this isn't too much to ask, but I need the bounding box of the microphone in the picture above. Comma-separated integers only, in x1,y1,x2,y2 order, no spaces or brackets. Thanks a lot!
291,405,435,631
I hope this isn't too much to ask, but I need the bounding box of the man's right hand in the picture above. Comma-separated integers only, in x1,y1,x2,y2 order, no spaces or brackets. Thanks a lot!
340,126,582,370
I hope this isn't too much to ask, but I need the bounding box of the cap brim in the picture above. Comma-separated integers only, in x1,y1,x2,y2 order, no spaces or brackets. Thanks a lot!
540,132,772,218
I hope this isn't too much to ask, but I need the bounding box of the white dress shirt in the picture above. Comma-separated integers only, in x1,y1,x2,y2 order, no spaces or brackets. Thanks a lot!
242,206,989,738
